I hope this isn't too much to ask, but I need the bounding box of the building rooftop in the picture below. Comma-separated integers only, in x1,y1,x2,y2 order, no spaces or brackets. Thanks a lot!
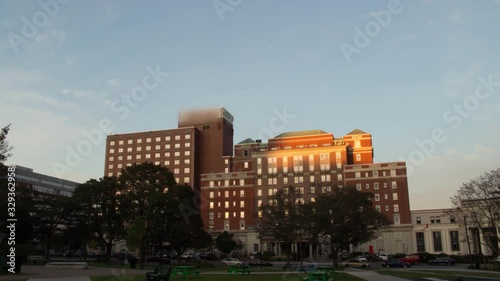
237,138,257,145
274,130,329,138
346,128,368,135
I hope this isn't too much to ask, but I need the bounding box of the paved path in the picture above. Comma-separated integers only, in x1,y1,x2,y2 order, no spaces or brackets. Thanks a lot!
346,268,410,281
29,277,91,281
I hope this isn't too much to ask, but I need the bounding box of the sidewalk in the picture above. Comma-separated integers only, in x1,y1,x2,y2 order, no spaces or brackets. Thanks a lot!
345,268,410,281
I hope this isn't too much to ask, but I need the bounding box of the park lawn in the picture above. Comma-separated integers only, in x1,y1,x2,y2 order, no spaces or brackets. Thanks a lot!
378,269,500,279
91,272,364,281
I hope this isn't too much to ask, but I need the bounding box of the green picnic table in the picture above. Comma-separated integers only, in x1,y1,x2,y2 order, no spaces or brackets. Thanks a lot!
316,266,335,273
171,266,201,279
304,271,329,281
228,264,251,275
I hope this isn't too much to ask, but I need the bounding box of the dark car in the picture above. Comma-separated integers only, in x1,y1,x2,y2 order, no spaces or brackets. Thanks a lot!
248,259,273,266
429,257,455,265
382,259,411,268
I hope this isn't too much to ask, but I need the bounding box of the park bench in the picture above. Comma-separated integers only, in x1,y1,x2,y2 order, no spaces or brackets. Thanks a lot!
27,255,46,265
146,264,171,281
228,264,251,275
292,264,316,273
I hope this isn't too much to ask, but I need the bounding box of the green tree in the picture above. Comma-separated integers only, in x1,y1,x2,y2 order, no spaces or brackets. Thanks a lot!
72,177,126,261
312,185,390,266
215,231,237,256
0,124,12,163
119,162,176,268
257,186,304,267
164,184,211,263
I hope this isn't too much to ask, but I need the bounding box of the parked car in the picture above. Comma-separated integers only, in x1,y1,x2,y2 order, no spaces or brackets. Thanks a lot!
398,254,420,265
340,259,370,268
378,253,390,261
248,259,273,266
429,257,455,265
382,259,411,268
354,255,368,262
221,258,242,266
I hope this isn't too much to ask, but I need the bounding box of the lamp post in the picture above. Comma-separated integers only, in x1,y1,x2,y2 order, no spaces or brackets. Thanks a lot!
160,209,165,264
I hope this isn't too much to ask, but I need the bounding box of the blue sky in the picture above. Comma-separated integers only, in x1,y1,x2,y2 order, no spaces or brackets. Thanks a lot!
1,0,499,210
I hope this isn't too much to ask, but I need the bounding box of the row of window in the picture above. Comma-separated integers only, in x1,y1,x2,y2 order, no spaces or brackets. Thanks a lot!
110,134,191,146
356,181,397,190
109,142,191,154
257,163,341,175
373,193,399,201
255,174,342,186
355,170,397,178
257,186,334,197
208,219,245,231
416,215,455,224
109,151,191,162
16,174,75,189
31,184,73,197
375,204,399,212
209,201,246,209
209,190,245,198
209,179,245,187
416,231,460,252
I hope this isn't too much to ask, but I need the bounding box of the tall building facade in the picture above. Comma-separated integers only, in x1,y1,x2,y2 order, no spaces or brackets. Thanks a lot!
104,108,234,192
104,108,412,255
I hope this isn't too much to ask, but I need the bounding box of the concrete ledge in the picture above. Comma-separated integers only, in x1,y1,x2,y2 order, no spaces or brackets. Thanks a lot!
45,262,88,269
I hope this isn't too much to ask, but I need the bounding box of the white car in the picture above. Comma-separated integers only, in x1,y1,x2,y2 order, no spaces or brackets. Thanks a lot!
354,256,367,262
378,253,389,261
221,258,242,266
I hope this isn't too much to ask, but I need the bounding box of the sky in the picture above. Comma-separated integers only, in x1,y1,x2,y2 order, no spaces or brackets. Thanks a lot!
1,0,499,210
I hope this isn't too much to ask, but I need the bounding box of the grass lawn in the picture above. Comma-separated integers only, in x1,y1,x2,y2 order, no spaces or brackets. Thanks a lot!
91,272,363,281
378,269,500,279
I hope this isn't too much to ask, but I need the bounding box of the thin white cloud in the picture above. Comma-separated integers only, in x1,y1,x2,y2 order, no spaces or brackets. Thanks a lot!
107,78,122,88
427,20,434,26
396,34,417,41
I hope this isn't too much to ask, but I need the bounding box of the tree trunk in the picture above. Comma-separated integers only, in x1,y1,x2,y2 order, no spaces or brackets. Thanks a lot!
286,241,291,267
331,246,339,267
106,242,113,263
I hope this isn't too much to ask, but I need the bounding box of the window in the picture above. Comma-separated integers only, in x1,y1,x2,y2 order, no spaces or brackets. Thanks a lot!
283,177,288,184
240,201,245,208
393,213,400,225
392,193,398,200
185,151,190,156
175,143,180,148
209,212,214,219
118,156,123,160
155,153,160,158
416,217,421,224
244,162,249,168
320,163,330,172
225,201,229,208
320,153,329,160
184,159,190,164
450,215,456,223
209,202,214,209
375,205,381,212
393,204,399,212
175,152,180,156
416,232,425,252
321,174,331,182
175,135,180,140
109,156,114,161
310,186,315,194
430,216,435,224
137,139,142,144
146,154,151,159
165,152,170,157
373,171,378,177
118,140,124,145
374,194,380,201
127,147,132,152
296,187,304,194
268,177,277,185
257,200,262,206
239,179,245,186
173,168,179,174
435,216,441,223
164,160,169,165
257,158,262,165
137,147,142,152
209,191,214,198
392,181,397,188
109,149,115,153
366,183,370,189
165,144,170,149
240,211,245,218
108,164,114,169
374,182,379,189
165,136,170,141
110,141,115,146
268,167,277,174
337,174,342,181
257,189,262,196
127,155,132,160
383,182,388,188
146,146,151,151
225,180,229,186
183,177,190,183
257,179,262,186
356,154,361,161
355,172,361,178
257,168,262,175
184,168,190,173
294,176,303,183
155,145,160,150
310,175,315,183
356,183,361,191
385,205,389,211
209,181,214,187
450,231,460,251
384,194,388,200
225,212,229,219
225,191,229,198
391,170,396,176
146,138,151,143
433,231,443,252
185,134,190,139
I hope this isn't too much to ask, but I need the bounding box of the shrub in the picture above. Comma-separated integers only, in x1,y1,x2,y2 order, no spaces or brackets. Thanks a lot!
262,251,275,261
417,252,436,263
